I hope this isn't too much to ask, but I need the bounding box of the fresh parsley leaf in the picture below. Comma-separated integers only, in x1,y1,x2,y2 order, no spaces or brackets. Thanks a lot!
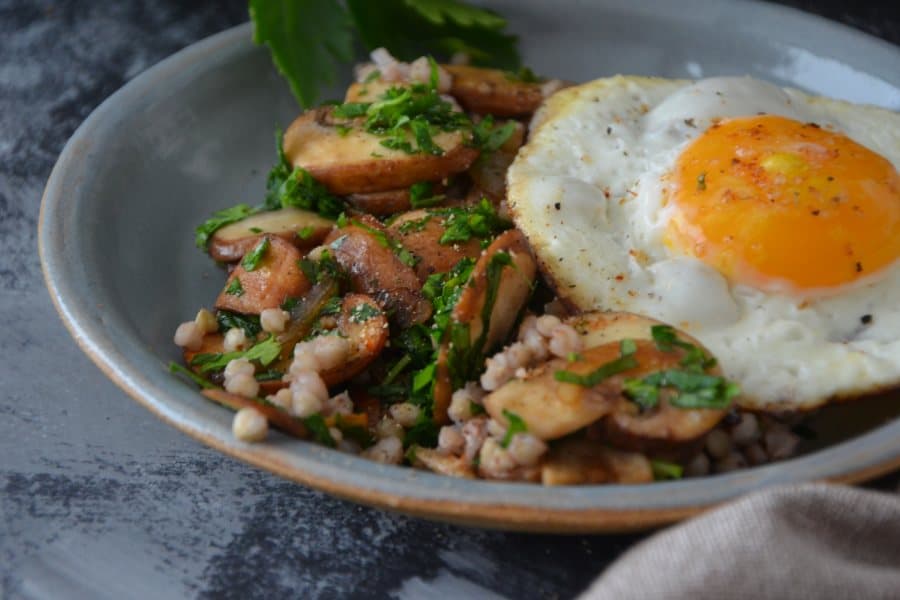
650,459,684,480
622,378,660,409
346,0,519,69
169,362,215,389
225,277,245,297
403,410,439,448
500,409,527,447
195,204,257,250
298,249,347,284
274,166,345,219
430,198,512,245
554,341,639,387
650,325,716,372
472,116,516,153
254,370,284,382
409,182,445,209
249,0,355,108
190,336,282,373
624,369,740,410
241,237,270,271
216,311,262,339
349,218,418,267
504,66,543,83
303,413,337,447
349,303,381,323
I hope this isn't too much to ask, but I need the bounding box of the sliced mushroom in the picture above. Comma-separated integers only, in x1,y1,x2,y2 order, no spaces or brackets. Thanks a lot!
433,229,537,422
569,312,729,452
347,188,413,216
318,294,389,387
215,235,311,315
387,209,483,281
540,438,653,485
482,347,621,441
451,229,536,352
484,311,729,450
411,446,476,479
324,218,432,328
282,107,479,195
467,121,525,200
444,65,545,117
208,208,334,262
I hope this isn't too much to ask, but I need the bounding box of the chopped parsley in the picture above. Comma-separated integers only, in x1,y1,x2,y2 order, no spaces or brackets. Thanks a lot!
349,302,381,323
216,310,262,339
225,278,245,297
500,409,527,447
302,413,336,447
298,249,347,284
409,181,445,209
254,370,284,382
190,335,282,373
429,198,512,245
195,204,257,250
651,325,716,372
241,237,270,271
296,225,316,240
504,66,543,83
403,410,439,449
650,459,684,480
471,116,517,153
169,362,215,389
554,339,638,387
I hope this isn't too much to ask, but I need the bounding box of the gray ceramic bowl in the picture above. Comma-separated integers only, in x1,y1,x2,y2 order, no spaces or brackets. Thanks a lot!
40,0,900,532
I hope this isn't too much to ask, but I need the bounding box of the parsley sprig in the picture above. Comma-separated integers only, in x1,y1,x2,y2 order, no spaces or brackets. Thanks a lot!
251,0,521,108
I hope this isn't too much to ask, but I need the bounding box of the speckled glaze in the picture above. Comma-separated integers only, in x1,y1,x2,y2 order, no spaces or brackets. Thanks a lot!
39,0,900,532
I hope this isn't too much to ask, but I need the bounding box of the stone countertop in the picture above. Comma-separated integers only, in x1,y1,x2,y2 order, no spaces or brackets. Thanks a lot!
2,1,898,598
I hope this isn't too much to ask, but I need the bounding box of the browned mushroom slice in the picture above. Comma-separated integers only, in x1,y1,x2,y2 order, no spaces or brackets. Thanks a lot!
540,438,653,485
387,209,483,281
444,65,545,117
485,311,729,450
482,349,620,441
570,312,729,453
208,208,334,262
433,229,537,422
282,107,479,195
467,121,525,200
347,188,412,216
319,294,389,387
324,219,432,328
451,229,536,352
215,235,311,314
410,446,476,479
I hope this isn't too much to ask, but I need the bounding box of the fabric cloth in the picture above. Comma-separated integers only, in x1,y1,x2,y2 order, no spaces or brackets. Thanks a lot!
581,484,900,600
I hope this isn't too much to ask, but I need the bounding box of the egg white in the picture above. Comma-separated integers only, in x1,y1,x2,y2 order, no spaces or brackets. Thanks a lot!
508,75,900,410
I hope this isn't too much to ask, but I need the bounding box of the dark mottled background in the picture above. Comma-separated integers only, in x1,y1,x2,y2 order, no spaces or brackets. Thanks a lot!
1,1,898,598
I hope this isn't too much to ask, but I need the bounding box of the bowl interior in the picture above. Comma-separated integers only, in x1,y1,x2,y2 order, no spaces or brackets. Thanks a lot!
40,1,900,531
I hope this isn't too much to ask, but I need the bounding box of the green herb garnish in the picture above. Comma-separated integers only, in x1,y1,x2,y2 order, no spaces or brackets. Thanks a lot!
554,339,638,387
302,413,336,447
241,237,270,271
430,198,511,245
349,303,381,323
409,181,445,209
251,0,520,107
651,325,716,372
190,335,282,373
216,311,262,339
348,218,418,267
195,204,257,250
225,278,245,297
500,409,527,448
169,362,215,389
650,459,684,480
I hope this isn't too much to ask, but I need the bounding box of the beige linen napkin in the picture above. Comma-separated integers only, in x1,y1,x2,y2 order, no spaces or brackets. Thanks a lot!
581,484,900,600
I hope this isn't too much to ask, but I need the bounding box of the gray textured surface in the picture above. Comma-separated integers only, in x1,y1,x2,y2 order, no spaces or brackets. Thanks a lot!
3,1,899,598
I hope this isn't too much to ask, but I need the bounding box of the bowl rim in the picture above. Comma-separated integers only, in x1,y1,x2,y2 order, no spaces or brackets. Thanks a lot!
38,7,900,533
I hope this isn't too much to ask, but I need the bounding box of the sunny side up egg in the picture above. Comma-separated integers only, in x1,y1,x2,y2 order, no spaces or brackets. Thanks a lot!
507,76,900,411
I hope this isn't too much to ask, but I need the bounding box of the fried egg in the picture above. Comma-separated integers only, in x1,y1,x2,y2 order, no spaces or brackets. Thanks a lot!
507,76,900,411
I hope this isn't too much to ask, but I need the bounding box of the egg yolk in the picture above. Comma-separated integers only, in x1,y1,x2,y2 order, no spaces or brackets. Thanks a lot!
667,115,900,292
